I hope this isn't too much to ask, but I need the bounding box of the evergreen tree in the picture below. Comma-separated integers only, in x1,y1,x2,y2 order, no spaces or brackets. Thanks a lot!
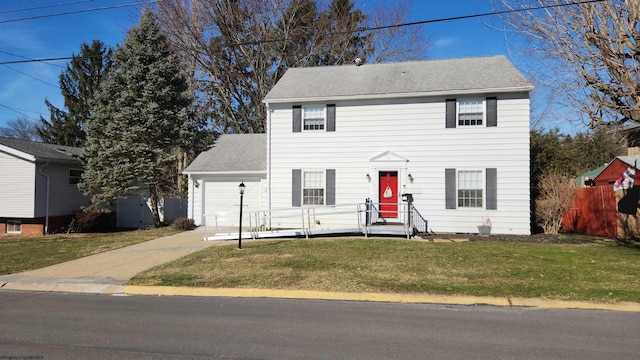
39,40,113,147
81,9,193,227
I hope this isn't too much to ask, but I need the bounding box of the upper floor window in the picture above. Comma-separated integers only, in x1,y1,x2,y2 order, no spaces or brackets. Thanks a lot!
303,106,325,131
458,99,483,126
446,97,497,128
69,169,83,185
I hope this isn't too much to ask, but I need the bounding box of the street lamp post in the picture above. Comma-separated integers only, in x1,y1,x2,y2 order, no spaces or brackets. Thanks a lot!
238,182,245,249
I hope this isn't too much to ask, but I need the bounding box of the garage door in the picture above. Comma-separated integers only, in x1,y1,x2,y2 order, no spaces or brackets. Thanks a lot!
203,178,263,228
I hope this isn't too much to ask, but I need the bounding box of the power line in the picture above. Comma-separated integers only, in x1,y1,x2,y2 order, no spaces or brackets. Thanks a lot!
0,0,605,65
235,0,606,46
0,65,59,88
0,1,99,15
0,103,40,121
0,1,157,24
0,50,64,68
0,57,71,65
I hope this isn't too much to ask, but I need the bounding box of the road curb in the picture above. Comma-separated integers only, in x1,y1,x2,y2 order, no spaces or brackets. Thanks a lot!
2,281,124,294
124,286,640,312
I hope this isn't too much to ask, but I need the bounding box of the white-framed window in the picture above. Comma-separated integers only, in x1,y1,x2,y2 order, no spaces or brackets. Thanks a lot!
458,99,483,126
303,170,325,205
457,170,483,208
69,169,83,185
7,220,22,234
303,105,325,131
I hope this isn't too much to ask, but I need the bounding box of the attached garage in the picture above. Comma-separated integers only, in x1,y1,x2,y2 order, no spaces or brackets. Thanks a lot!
184,134,266,229
200,176,265,227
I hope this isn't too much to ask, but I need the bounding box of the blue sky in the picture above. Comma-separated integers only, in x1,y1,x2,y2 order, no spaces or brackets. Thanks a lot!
0,0,557,132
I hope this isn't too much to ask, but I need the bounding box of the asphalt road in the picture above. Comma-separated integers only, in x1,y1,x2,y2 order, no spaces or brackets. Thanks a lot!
0,291,638,359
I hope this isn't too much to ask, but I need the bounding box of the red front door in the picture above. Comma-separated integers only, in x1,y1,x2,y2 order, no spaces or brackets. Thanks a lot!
379,171,398,218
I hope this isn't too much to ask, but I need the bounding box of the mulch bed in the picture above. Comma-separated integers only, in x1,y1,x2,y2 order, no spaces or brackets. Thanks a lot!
417,232,616,244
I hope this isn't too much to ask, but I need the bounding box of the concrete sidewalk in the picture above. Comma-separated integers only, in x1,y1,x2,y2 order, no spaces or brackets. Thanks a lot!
0,228,234,294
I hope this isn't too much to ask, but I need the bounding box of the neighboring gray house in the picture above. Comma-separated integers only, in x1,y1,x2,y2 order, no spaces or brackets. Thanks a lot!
184,134,267,228
0,137,89,235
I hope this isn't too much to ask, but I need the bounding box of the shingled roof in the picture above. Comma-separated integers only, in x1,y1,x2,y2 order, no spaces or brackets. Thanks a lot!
184,134,266,174
0,137,82,163
264,55,533,103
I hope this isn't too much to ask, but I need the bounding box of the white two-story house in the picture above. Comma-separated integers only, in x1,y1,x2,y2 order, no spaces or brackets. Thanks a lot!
261,55,533,235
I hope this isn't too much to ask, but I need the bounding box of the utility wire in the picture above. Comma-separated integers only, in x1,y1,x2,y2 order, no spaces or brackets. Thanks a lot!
0,0,99,15
0,103,40,121
236,0,606,46
0,1,158,24
0,0,605,65
0,65,59,88
0,50,64,68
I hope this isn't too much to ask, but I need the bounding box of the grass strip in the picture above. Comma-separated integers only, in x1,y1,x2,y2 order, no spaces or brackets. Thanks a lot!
129,238,640,303
0,227,181,275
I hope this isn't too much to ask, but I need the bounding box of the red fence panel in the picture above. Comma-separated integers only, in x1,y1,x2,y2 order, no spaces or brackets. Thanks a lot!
562,187,617,238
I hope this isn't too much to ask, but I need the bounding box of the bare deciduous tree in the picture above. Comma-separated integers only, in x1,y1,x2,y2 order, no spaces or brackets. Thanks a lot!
155,0,428,134
496,0,640,128
0,117,41,141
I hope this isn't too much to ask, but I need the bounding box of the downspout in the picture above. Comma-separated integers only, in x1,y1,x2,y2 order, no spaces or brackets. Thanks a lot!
38,162,50,234
267,104,273,229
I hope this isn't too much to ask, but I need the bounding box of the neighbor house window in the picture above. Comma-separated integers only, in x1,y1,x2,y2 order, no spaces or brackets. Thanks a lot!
303,171,324,205
457,170,483,207
458,99,483,126
303,105,325,130
69,169,83,185
7,220,21,234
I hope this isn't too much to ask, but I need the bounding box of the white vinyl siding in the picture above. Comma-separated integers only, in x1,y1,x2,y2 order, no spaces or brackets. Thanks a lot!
268,93,531,234
0,151,36,218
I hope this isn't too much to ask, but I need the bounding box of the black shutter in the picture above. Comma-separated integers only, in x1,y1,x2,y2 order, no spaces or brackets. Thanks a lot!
486,97,497,127
326,104,336,132
446,99,456,128
292,169,301,206
445,168,456,209
326,169,336,205
486,168,497,210
292,105,301,132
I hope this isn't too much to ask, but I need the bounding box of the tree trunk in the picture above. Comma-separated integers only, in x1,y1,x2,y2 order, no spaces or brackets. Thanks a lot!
149,185,162,228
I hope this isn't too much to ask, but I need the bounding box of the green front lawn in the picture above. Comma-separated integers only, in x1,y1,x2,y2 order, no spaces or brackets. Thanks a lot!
129,238,640,303
0,227,181,275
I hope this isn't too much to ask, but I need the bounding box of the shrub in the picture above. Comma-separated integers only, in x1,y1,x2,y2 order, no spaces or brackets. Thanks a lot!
68,208,116,233
535,173,576,234
172,217,196,231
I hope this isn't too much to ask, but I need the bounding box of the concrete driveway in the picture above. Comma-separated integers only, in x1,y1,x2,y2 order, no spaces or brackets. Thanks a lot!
0,227,234,294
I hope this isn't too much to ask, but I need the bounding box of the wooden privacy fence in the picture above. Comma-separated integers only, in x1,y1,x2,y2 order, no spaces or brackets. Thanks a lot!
562,187,617,238
562,186,640,239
